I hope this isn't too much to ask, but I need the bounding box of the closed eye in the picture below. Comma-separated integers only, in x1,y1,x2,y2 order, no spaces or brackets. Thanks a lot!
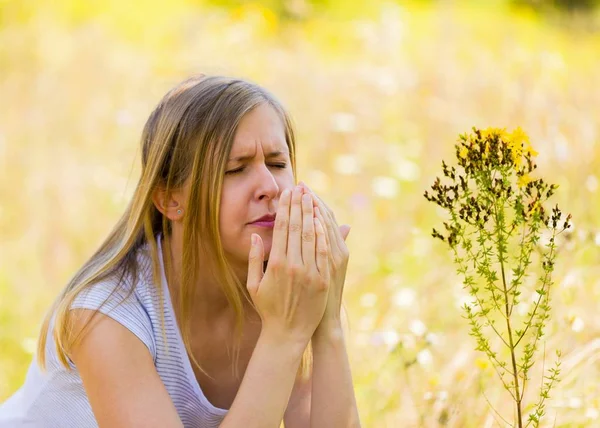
225,163,287,175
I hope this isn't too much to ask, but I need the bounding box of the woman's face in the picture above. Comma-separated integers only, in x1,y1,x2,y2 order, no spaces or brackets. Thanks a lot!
219,103,295,269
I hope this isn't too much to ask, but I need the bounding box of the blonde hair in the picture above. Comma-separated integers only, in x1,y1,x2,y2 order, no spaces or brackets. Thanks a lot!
37,74,307,379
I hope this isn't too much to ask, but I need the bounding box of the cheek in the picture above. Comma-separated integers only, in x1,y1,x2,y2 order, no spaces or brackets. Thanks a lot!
218,194,246,239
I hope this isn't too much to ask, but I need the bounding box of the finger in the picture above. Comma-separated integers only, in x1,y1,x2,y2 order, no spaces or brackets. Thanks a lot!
316,205,340,257
301,192,316,272
339,224,351,241
299,182,337,224
246,234,264,298
271,188,291,260
314,217,329,278
314,206,331,255
287,185,304,264
315,201,346,250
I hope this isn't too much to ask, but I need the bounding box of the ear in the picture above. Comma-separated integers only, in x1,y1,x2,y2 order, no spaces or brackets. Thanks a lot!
152,186,186,222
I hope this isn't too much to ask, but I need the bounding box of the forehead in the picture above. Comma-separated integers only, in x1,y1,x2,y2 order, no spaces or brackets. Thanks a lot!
230,103,289,156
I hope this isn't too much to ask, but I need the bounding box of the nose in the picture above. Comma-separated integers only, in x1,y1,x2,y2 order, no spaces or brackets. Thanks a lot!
253,164,279,201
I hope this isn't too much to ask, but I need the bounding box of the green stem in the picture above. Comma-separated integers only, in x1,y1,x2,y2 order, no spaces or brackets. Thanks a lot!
493,191,523,428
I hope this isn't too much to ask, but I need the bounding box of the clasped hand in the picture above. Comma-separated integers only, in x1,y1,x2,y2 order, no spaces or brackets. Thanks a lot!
245,183,350,344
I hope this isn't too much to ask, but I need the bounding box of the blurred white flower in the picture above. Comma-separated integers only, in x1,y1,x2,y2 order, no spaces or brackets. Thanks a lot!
423,391,434,400
305,169,331,193
401,334,416,349
456,293,476,310
385,274,402,288
586,175,598,193
437,391,448,402
330,112,357,133
412,236,431,258
409,319,427,337
553,133,569,161
359,315,376,331
372,176,398,199
571,317,585,333
425,332,442,346
354,333,370,347
350,193,369,210
595,232,600,247
334,154,361,175
360,292,378,308
375,68,398,95
517,302,530,316
540,51,565,71
392,159,420,182
586,408,600,419
21,337,37,355
116,109,133,126
417,349,433,366
370,330,400,351
568,397,583,409
560,271,580,288
393,288,416,308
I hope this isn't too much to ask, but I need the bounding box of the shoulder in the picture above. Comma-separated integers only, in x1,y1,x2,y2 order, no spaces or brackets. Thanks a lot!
69,246,160,360
68,307,182,427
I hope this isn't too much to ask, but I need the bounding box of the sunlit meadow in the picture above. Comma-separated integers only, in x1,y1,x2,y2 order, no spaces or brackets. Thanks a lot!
1,1,600,426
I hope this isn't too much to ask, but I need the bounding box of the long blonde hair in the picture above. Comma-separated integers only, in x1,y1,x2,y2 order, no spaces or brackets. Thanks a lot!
37,74,304,378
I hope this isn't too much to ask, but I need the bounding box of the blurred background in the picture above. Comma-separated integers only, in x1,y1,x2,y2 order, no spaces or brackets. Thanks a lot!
1,0,600,426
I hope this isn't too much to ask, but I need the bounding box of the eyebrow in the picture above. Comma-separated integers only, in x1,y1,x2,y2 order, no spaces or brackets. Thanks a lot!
227,150,288,163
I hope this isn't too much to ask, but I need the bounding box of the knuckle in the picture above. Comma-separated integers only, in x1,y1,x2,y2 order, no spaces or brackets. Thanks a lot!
287,263,303,276
317,246,329,257
301,231,315,242
288,223,302,233
317,277,329,291
274,217,288,230
268,257,283,271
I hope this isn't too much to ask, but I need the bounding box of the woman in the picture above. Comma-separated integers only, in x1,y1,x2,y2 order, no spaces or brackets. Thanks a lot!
0,75,360,427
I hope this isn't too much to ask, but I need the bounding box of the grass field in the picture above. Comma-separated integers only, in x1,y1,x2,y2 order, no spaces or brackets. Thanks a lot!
1,1,600,426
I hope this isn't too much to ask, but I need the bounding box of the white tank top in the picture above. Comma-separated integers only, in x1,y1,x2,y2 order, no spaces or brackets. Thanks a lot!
0,236,228,427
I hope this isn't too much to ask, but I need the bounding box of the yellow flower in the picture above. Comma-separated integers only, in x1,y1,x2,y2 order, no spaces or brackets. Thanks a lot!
459,146,469,159
428,373,440,387
510,127,530,145
481,127,508,141
507,127,530,167
475,357,489,370
518,174,532,188
480,128,494,140
525,143,539,157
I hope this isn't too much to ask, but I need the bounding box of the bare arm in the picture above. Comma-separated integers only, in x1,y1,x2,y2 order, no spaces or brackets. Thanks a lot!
310,325,361,428
69,309,183,428
283,372,312,428
220,332,307,428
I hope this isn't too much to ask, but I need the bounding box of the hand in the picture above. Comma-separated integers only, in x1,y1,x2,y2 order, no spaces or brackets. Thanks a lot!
298,182,351,338
246,185,331,346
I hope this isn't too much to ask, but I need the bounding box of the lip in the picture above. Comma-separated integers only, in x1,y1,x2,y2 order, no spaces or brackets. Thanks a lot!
250,214,276,223
250,220,275,228
249,213,276,228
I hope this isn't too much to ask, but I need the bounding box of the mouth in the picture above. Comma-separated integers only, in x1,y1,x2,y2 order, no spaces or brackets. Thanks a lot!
249,213,276,228
249,220,275,228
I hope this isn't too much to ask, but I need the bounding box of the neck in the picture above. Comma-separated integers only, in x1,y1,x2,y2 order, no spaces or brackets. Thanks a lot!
160,231,253,322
